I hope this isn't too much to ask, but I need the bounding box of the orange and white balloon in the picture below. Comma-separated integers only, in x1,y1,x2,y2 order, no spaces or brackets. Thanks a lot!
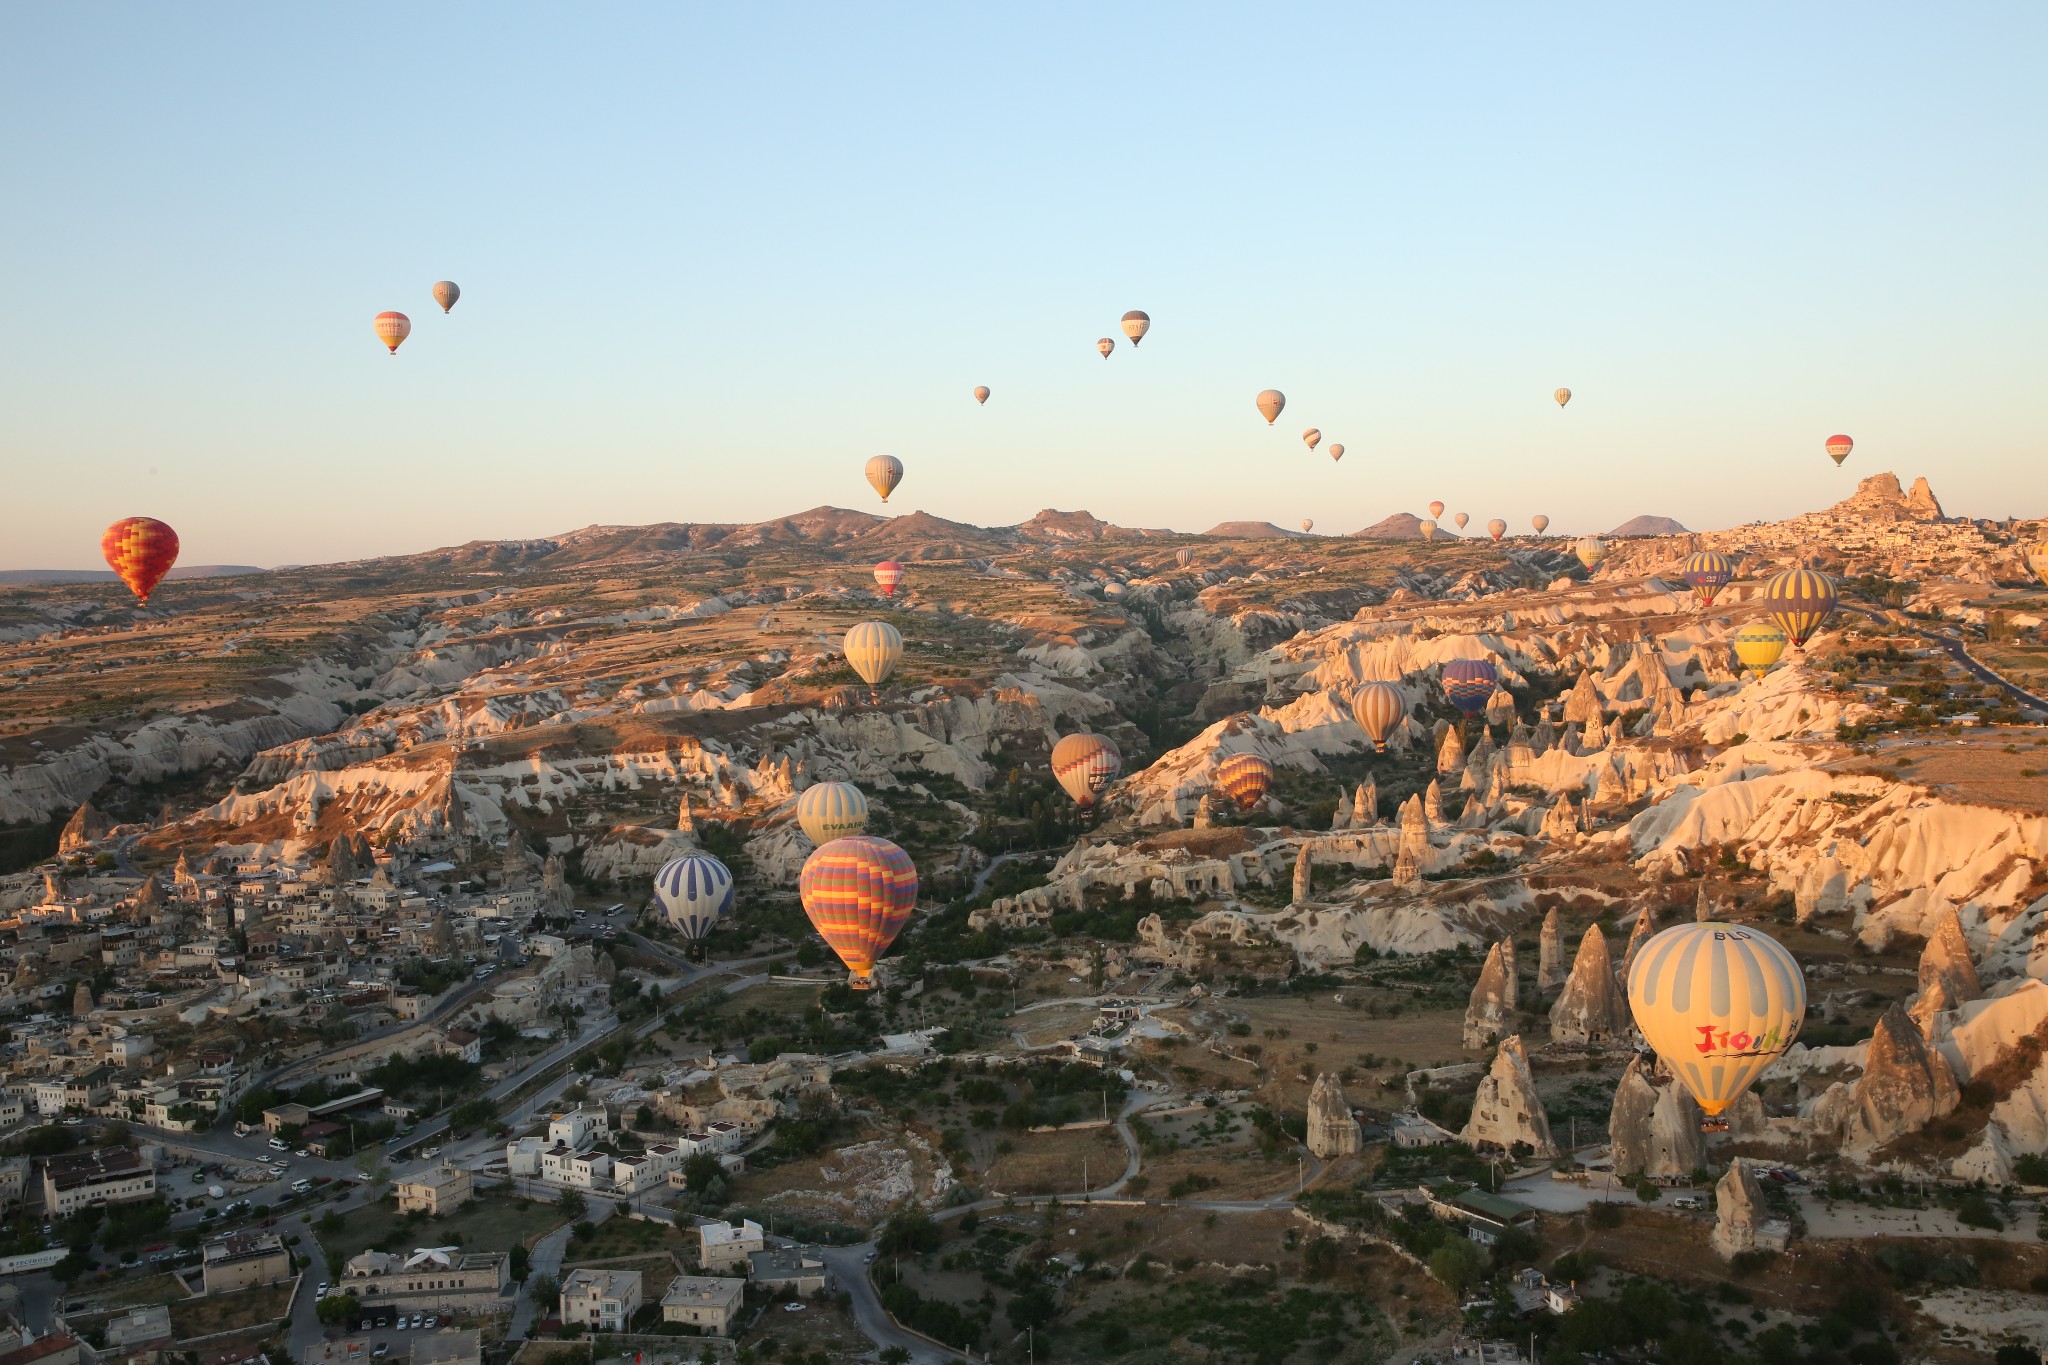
373,311,411,354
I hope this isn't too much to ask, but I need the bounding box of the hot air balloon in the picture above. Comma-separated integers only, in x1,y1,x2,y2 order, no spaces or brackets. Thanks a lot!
1531,515,1550,534
1428,501,1446,520
653,853,734,960
2026,543,2048,586
1574,536,1607,570
1302,428,1322,452
1762,568,1837,648
1453,513,1470,532
1442,659,1498,716
373,311,411,354
865,455,904,503
100,517,179,604
1097,338,1115,359
1328,443,1344,463
1052,733,1122,808
799,835,918,989
1680,551,1736,609
797,782,869,846
1486,518,1507,542
1554,388,1572,408
1214,752,1273,809
1256,390,1285,425
1300,519,1314,533
1825,434,1853,466
1626,922,1806,1117
1352,682,1405,753
1731,624,1787,682
1176,548,1194,569
431,281,460,314
1419,519,1438,541
1122,310,1151,346
973,385,990,405
873,561,904,597
843,621,903,686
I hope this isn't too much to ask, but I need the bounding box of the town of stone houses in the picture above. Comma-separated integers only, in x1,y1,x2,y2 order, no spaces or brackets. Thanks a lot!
0,474,2046,1365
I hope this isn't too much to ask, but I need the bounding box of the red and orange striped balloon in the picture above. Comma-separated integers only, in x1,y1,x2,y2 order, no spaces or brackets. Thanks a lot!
1214,752,1274,809
101,517,180,604
799,836,918,990
1351,682,1405,753
873,561,905,597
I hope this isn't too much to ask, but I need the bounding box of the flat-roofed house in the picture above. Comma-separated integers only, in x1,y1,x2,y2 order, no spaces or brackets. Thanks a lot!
660,1276,743,1334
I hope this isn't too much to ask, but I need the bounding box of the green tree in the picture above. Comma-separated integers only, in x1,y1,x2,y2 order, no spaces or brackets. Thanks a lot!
1429,1239,1487,1297
556,1190,587,1220
528,1274,560,1313
317,1294,361,1326
1006,1285,1056,1332
877,1207,940,1256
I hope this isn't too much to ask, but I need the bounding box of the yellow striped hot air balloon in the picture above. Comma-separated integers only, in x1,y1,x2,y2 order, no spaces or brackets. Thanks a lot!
1761,567,1837,648
843,621,903,687
1627,922,1805,1117
799,836,918,989
1680,551,1736,609
1418,519,1438,541
1731,624,1787,682
1051,733,1122,808
1574,536,1607,570
1214,752,1274,809
2027,544,2048,586
1351,682,1404,753
796,782,869,846
373,311,411,354
1554,388,1572,408
865,455,904,502
1302,428,1321,452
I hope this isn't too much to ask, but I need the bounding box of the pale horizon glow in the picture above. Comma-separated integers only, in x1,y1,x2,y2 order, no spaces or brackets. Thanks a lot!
2,5,2044,569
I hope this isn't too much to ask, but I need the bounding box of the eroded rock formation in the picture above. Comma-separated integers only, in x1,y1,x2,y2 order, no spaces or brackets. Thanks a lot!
1306,1072,1361,1158
1710,1158,1769,1259
1537,908,1566,993
1549,924,1631,1045
1461,1036,1557,1157
1464,941,1516,1050
1608,1054,1705,1180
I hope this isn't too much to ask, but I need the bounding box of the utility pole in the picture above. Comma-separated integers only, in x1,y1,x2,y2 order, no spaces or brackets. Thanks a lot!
1298,1155,1305,1197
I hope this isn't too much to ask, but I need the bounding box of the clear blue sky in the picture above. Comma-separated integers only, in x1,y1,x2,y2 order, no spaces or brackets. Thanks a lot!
3,4,2043,568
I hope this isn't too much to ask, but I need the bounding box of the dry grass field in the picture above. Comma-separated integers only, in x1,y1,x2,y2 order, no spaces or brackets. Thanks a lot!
982,1123,1127,1196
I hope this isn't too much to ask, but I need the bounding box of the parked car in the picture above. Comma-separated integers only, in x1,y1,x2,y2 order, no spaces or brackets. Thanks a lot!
373,1347,390,1359
783,1303,806,1314
423,1317,438,1330
317,1282,330,1296
410,1315,423,1330
268,1137,287,1150
295,1148,311,1158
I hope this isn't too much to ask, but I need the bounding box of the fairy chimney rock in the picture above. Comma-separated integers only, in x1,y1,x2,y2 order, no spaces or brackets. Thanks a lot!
1424,779,1444,825
1291,845,1313,906
1621,904,1657,977
1331,788,1352,831
1460,1036,1557,1157
1608,1053,1705,1180
1499,937,1519,1011
1917,905,1981,1007
1353,777,1377,826
59,801,112,854
1484,687,1517,729
1549,924,1631,1045
1538,908,1567,993
1563,672,1605,728
1464,942,1517,1050
1710,1159,1771,1259
1843,1004,1961,1153
1694,884,1713,923
1437,726,1465,775
1306,1072,1361,1159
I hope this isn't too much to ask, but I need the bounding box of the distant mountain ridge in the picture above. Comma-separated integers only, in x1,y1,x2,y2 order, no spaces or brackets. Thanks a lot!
1201,521,1304,539
1350,512,1427,540
0,565,267,585
1608,515,1688,537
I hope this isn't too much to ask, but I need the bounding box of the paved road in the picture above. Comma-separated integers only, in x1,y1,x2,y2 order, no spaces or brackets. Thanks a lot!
817,1241,956,1365
1840,605,2048,714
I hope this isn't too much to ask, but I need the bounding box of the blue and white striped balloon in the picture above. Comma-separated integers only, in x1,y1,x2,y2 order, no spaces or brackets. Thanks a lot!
653,854,735,943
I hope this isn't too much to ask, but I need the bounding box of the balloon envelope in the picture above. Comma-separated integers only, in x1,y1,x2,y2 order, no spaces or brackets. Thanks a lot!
101,517,180,604
800,835,918,989
973,385,990,405
1256,390,1285,425
2026,544,2048,586
1428,501,1446,519
865,455,904,502
1352,682,1404,752
843,621,904,686
873,561,905,597
797,782,869,846
1052,733,1122,807
1121,310,1150,345
1214,752,1273,809
1627,922,1806,1116
1300,518,1314,533
1825,434,1853,466
1486,518,1507,541
1762,568,1838,647
1574,536,1607,570
1442,659,1498,715
1301,428,1321,451
1554,388,1572,407
373,311,411,354
1681,551,1736,609
1531,515,1550,534
1176,548,1194,568
1328,443,1344,463
1731,624,1788,681
1418,519,1437,540
653,853,734,945
1097,337,1115,358
1453,513,1469,531
432,281,460,314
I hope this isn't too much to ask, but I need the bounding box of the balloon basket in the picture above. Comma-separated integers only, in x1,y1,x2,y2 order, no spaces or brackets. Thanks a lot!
1699,1118,1730,1134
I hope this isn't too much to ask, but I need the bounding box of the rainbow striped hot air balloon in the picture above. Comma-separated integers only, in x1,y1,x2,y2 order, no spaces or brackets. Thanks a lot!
799,836,918,989
1214,752,1274,810
653,854,734,960
796,782,869,846
1441,659,1498,716
1680,551,1736,610
1627,923,1805,1117
1351,682,1405,753
101,517,180,604
1761,567,1838,649
1731,624,1788,682
1052,733,1122,808
873,561,905,597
